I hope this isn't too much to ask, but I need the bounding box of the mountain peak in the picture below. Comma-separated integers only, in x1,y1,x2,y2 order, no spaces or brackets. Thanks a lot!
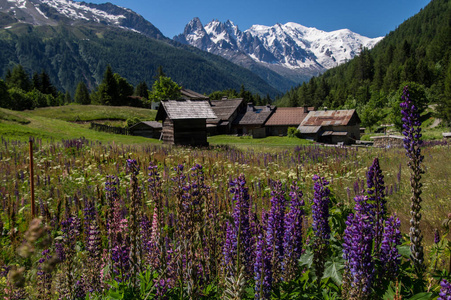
175,18,383,86
0,0,165,39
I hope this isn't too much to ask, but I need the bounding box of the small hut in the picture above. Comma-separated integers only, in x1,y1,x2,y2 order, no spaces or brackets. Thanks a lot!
155,99,217,146
232,103,275,138
128,121,162,139
265,106,313,136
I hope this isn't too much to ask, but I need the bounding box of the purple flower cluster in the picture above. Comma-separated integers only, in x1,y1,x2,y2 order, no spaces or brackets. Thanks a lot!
379,215,402,282
223,174,253,277
343,195,374,296
439,279,451,300
312,175,331,242
282,184,305,281
265,180,287,280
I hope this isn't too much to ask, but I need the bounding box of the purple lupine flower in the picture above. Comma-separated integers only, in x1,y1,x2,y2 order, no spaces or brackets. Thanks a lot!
342,195,375,298
366,157,386,255
223,221,236,271
111,232,131,283
438,279,451,300
311,175,331,281
282,183,305,281
400,85,425,275
379,215,402,282
223,174,253,277
265,180,287,281
254,233,272,300
37,249,53,298
434,228,440,244
312,175,331,242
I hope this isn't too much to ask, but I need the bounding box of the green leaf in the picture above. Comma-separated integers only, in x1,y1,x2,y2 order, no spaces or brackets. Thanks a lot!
383,284,395,300
323,257,345,285
407,292,433,300
299,249,314,268
397,244,411,258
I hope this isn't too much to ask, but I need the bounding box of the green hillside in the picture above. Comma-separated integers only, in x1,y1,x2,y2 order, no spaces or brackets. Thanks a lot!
0,21,280,97
278,0,451,128
0,106,160,144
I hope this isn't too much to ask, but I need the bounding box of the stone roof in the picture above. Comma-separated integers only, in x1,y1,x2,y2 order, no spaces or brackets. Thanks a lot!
233,103,275,126
265,107,309,126
208,98,244,124
156,99,217,120
300,109,359,127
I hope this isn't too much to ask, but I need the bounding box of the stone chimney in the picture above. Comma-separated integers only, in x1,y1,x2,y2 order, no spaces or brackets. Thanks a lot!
247,102,254,112
265,104,271,112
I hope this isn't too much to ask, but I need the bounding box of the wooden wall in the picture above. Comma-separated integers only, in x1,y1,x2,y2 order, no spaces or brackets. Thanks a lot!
162,118,209,146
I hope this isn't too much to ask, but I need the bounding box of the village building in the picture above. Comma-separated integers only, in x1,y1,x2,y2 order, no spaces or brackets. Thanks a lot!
208,98,245,134
232,102,275,138
297,109,361,144
265,107,314,136
155,99,217,146
128,121,162,139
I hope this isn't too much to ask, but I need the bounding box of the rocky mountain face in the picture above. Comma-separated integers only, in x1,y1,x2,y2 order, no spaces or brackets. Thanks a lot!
174,18,383,88
0,0,166,39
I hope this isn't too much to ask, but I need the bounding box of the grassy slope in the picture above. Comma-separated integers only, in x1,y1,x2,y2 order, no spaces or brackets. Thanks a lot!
29,104,157,122
0,107,161,144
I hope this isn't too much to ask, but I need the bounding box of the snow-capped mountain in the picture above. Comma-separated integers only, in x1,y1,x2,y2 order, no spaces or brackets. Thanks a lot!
0,0,166,39
175,18,383,84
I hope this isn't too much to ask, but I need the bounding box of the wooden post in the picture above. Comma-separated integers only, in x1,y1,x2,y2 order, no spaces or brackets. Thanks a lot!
29,139,35,217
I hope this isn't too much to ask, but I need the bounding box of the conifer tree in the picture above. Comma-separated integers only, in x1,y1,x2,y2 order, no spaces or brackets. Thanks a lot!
74,81,91,105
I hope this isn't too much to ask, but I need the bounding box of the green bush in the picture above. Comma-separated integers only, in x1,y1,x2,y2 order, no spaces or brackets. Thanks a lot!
287,127,301,138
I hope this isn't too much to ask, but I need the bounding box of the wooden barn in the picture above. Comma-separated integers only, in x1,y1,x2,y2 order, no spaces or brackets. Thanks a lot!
128,121,162,139
265,107,313,136
155,99,217,146
232,103,275,138
297,109,361,145
208,98,245,134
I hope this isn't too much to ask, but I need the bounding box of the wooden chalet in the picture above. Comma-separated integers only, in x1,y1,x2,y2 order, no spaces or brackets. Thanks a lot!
297,109,361,144
232,103,275,138
208,98,245,134
155,99,217,146
265,107,314,136
128,121,162,139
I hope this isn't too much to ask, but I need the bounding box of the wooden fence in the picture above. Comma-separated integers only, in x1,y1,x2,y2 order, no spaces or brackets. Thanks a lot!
90,122,130,135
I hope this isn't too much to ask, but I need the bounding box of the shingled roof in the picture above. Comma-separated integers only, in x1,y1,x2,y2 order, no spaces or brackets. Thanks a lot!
209,98,244,124
265,107,309,126
300,109,359,126
129,121,162,130
233,103,275,126
156,99,217,120
180,88,209,100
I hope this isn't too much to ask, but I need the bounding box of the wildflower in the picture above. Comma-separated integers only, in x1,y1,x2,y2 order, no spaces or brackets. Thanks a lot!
311,175,331,281
400,85,425,276
438,279,451,300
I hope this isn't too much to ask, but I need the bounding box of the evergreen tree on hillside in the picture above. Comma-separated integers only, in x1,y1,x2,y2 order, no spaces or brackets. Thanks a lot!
5,65,32,92
96,65,120,105
135,81,149,98
0,80,11,109
114,73,134,105
75,81,91,105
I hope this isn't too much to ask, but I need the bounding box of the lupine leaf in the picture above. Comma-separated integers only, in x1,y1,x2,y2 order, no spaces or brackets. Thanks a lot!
299,249,314,268
323,257,344,285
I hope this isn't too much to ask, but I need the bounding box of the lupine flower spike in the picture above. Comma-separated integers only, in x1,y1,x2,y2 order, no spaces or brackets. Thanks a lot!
400,85,425,277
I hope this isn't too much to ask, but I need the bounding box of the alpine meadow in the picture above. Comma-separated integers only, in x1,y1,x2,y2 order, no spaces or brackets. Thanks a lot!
0,0,451,299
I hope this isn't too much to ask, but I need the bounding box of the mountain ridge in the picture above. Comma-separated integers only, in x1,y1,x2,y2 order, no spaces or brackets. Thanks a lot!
0,0,280,96
174,18,383,89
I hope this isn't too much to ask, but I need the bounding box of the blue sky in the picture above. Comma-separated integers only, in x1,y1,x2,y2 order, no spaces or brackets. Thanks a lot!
81,0,430,38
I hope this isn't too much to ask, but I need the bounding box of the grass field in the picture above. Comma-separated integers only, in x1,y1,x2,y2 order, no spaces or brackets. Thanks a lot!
29,104,157,122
